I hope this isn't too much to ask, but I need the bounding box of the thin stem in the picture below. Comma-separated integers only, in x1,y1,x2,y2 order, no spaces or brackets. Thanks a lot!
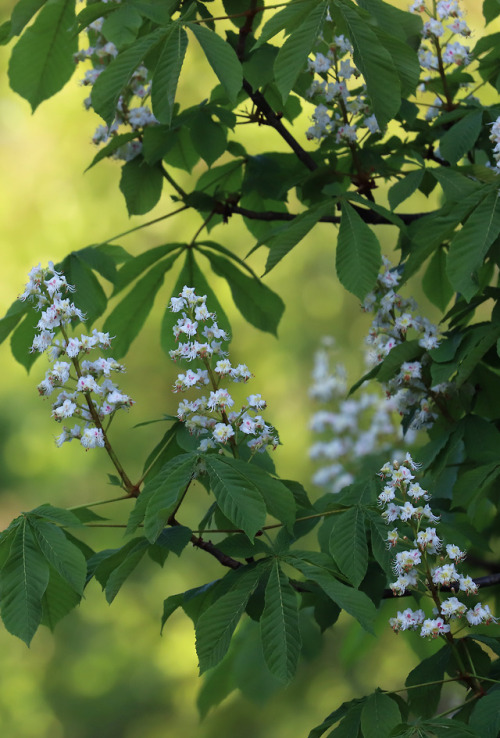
102,206,188,243
160,164,187,199
67,495,131,511
433,692,481,720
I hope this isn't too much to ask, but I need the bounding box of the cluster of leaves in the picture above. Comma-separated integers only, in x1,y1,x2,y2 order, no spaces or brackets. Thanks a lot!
2,0,500,735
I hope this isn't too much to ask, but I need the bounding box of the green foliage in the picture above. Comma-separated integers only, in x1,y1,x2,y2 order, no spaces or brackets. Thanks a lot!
3,0,500,734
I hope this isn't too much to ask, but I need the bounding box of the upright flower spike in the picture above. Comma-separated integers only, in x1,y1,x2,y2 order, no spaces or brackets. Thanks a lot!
379,455,497,638
168,287,279,455
19,263,134,450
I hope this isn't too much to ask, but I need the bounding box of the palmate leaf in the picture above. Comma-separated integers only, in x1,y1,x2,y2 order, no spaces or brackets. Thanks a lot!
334,1,401,128
446,187,500,301
151,24,188,126
0,519,49,645
41,566,81,631
8,0,77,111
119,156,164,216
195,565,262,673
205,456,267,540
91,28,165,125
336,201,381,300
286,553,376,634
273,1,329,101
189,23,242,103
260,561,301,684
103,254,179,358
439,111,483,166
29,519,86,595
469,688,500,738
143,452,199,543
405,646,450,718
201,249,285,336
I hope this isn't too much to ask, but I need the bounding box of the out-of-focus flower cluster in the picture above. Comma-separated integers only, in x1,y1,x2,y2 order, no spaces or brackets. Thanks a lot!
380,455,497,637
19,263,133,449
305,32,380,144
363,257,452,431
409,0,472,121
169,287,279,455
74,1,157,160
309,338,414,494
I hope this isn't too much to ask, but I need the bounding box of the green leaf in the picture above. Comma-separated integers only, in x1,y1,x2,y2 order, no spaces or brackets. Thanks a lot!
154,526,192,557
8,0,77,111
274,1,328,101
377,339,423,382
334,1,401,128
0,298,29,346
10,307,41,372
286,554,376,634
85,132,139,171
29,519,86,595
144,453,198,543
112,243,181,295
162,125,200,171
254,0,313,48
388,170,424,211
91,29,164,125
439,111,483,166
59,251,108,326
28,503,84,528
237,464,296,530
329,506,368,588
336,201,381,301
422,247,454,311
202,249,285,335
262,202,332,274
41,567,81,631
119,156,164,215
361,692,401,738
0,520,49,645
405,646,450,718
432,168,480,202
105,542,148,603
151,25,188,125
7,0,47,39
205,456,267,540
103,256,177,358
484,0,500,24
447,188,500,300
195,565,262,673
468,683,500,733
189,23,243,103
190,109,227,166
307,698,365,738
101,5,143,48
260,561,301,684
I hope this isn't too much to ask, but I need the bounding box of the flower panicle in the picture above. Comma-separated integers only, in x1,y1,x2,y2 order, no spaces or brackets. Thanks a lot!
168,287,279,455
380,454,497,638
19,263,134,451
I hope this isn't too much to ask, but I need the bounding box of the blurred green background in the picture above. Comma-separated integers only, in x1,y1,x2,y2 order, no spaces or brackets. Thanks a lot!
0,2,489,736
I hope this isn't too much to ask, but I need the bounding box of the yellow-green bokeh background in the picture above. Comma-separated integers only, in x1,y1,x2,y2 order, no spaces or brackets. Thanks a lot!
0,2,491,736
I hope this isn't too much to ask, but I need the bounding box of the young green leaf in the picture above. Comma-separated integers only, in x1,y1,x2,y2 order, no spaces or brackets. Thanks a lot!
260,561,301,684
8,0,77,110
336,201,381,301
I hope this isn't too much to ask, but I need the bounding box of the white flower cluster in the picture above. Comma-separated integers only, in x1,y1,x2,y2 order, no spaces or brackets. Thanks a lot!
19,263,133,450
305,34,379,143
309,339,412,494
169,287,279,454
489,116,500,173
74,4,157,160
381,455,497,637
410,0,472,120
363,257,451,431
